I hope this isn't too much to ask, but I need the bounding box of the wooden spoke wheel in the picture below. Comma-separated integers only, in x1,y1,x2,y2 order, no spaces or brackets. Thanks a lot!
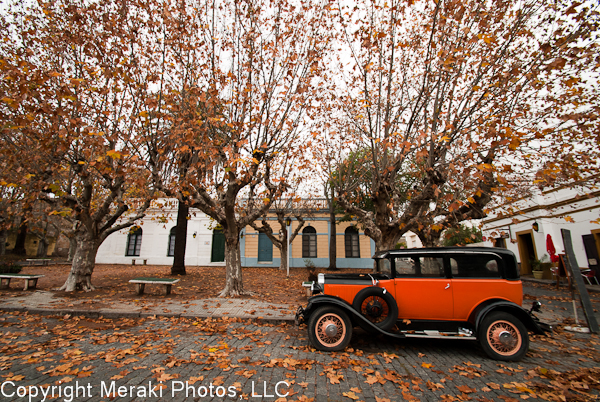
479,312,529,361
307,306,352,351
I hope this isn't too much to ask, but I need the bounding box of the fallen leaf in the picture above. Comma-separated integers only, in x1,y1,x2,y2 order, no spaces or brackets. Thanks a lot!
457,385,476,393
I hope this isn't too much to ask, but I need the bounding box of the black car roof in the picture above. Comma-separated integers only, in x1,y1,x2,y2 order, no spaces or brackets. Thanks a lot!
373,247,516,260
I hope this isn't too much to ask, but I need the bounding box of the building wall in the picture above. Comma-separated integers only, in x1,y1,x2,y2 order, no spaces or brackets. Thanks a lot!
95,199,426,268
241,215,375,269
6,232,57,257
243,226,282,260
482,186,600,275
96,201,224,266
401,232,423,249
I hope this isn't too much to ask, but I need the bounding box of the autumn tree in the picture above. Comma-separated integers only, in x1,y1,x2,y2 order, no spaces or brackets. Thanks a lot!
324,0,600,252
148,0,333,296
0,0,157,290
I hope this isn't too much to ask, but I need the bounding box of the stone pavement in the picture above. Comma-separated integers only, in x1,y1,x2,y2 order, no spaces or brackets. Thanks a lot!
1,281,599,401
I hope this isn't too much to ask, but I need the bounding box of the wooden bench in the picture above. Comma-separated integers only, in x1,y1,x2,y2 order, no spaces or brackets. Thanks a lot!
129,278,180,295
0,274,45,290
26,259,51,266
131,259,148,265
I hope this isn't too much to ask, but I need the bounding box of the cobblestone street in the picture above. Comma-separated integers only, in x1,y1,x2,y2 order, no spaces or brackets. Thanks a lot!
1,301,599,402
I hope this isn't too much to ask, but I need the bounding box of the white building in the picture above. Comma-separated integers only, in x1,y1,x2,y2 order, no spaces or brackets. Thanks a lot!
482,184,600,276
96,199,224,266
399,232,423,249
96,199,424,267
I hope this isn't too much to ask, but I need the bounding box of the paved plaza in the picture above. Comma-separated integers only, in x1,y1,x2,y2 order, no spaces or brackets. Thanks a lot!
0,281,599,401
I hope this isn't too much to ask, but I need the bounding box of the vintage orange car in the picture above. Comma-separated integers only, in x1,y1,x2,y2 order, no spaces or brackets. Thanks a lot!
296,247,551,361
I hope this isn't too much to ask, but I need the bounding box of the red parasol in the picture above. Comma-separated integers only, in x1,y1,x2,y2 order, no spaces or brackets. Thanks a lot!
546,234,559,263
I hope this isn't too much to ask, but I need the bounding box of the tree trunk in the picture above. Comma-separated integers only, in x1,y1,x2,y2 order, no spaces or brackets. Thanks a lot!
422,233,442,248
13,219,28,255
171,200,189,275
280,237,289,274
67,236,77,262
376,235,400,253
218,235,244,297
414,224,442,248
60,232,98,292
0,229,6,256
328,201,337,270
36,237,49,258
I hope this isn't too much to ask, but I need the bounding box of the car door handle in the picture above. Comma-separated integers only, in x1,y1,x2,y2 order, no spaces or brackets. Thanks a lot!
445,283,450,290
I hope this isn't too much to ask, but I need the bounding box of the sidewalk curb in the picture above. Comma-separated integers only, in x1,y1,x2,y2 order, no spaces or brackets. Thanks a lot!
0,306,296,324
3,281,595,324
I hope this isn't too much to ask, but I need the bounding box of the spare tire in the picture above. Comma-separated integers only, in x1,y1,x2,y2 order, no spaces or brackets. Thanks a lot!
352,286,398,332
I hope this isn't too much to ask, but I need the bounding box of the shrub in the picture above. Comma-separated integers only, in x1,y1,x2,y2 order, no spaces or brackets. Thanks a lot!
395,241,407,249
0,263,23,274
442,224,483,246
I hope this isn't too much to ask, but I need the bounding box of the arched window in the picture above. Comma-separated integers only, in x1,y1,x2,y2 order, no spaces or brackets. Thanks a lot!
345,226,360,258
167,227,176,256
126,227,143,256
302,226,317,258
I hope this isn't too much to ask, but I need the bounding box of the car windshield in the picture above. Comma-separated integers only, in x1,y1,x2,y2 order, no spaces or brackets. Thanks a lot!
378,259,391,276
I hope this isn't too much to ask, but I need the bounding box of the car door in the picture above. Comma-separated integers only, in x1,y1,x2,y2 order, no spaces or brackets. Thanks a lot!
449,253,522,321
393,255,454,320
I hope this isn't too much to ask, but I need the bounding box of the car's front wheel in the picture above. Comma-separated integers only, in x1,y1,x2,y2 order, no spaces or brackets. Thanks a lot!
307,306,353,351
478,312,529,361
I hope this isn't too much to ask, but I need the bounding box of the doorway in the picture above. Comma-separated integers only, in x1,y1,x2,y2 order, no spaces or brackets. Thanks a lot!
211,229,225,262
516,231,537,275
583,234,599,271
257,233,273,263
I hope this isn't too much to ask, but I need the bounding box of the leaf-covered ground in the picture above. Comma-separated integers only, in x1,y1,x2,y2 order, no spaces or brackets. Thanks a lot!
1,265,599,400
5,263,598,311
2,264,353,306
1,311,599,401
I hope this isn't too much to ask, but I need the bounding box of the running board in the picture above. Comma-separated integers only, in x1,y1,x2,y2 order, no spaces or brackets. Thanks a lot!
402,329,476,341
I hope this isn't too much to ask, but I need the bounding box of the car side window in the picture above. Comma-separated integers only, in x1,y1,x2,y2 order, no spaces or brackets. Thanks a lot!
419,257,445,277
450,255,503,278
395,256,445,277
395,257,416,275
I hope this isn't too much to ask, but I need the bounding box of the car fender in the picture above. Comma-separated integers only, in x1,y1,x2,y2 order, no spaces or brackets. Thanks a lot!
298,295,405,339
471,300,550,335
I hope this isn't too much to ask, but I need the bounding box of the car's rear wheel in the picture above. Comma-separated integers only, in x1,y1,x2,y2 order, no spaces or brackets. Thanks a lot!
478,312,529,361
352,287,398,332
307,306,353,351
